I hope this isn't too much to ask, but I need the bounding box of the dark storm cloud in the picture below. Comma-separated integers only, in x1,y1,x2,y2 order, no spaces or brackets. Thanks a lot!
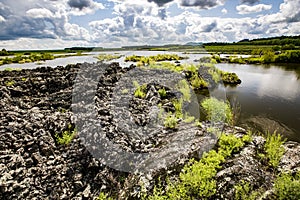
148,0,224,9
68,0,92,10
0,17,57,40
240,0,260,5
286,12,300,23
147,0,174,7
180,0,224,9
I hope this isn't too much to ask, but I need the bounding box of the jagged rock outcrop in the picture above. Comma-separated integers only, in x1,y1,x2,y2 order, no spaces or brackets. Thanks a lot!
0,62,299,199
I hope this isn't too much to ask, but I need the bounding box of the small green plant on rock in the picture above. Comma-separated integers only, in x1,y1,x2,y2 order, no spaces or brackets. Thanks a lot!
172,99,183,119
133,81,147,99
97,192,113,200
190,73,208,89
55,125,77,145
5,80,15,86
158,88,167,98
274,171,300,200
164,113,178,129
121,88,129,94
176,79,191,102
234,180,261,200
261,132,286,168
147,132,252,199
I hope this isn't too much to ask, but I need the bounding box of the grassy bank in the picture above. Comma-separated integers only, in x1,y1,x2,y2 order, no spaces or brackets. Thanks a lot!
211,50,300,64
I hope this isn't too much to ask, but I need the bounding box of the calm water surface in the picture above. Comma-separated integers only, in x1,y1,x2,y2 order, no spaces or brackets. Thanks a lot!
216,63,300,142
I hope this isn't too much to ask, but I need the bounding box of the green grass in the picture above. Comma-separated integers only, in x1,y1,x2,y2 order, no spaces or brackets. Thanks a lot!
260,132,286,168
125,54,187,64
204,45,277,54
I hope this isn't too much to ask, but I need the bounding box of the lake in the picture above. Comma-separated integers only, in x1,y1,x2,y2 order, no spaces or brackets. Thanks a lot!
0,51,203,70
1,51,299,141
215,63,300,142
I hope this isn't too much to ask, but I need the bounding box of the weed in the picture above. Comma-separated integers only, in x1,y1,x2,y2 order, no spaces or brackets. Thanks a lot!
121,88,129,94
55,125,77,145
97,192,113,200
176,79,191,102
158,88,167,98
172,99,183,119
184,64,198,74
208,68,221,83
164,113,178,129
96,54,122,61
183,112,195,123
5,80,15,86
133,81,147,99
194,119,202,128
218,133,249,157
262,132,286,168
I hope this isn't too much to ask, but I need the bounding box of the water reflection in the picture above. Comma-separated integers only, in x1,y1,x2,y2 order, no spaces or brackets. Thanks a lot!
216,63,300,141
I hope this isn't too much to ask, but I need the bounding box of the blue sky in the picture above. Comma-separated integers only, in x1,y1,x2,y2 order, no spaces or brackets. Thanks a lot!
0,0,299,50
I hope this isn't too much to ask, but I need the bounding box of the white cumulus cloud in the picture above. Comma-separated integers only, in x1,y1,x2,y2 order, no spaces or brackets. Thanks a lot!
26,8,54,18
236,4,272,15
221,8,227,14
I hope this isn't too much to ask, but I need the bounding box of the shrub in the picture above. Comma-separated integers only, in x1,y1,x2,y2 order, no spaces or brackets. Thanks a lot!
218,133,250,157
221,72,241,84
262,49,275,63
274,172,300,200
147,133,251,199
263,132,286,168
201,97,233,125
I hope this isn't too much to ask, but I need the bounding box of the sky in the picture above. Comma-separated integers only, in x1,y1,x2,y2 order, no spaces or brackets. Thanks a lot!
0,0,299,50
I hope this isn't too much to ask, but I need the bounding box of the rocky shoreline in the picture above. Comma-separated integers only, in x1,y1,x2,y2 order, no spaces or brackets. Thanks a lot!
1,62,300,199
